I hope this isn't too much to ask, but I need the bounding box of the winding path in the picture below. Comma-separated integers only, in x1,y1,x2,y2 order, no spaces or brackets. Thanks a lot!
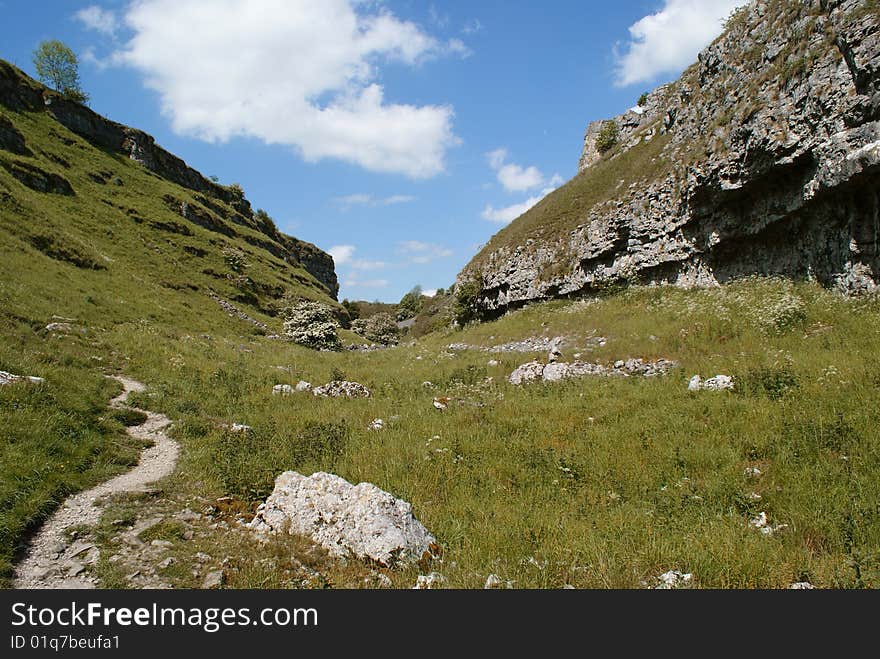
14,377,178,589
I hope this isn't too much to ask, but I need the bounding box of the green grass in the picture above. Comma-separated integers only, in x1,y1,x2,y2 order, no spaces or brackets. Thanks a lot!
74,278,880,588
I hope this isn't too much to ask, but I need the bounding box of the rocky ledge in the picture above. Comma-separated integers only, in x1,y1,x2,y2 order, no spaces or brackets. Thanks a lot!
459,0,880,317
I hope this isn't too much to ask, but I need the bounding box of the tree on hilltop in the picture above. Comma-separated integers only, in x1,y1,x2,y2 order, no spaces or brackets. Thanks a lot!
32,40,89,104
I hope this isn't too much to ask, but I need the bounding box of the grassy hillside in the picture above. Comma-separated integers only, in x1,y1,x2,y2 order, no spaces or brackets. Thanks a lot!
0,65,342,584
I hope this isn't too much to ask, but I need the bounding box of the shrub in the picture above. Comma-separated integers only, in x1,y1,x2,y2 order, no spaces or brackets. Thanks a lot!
637,92,649,107
596,121,619,154
453,276,484,326
351,312,399,345
282,300,342,351
397,286,424,321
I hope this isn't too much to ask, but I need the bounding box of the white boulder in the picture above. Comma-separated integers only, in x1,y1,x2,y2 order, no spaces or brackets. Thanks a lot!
248,471,436,567
508,361,545,385
272,384,293,396
0,371,44,386
312,381,371,398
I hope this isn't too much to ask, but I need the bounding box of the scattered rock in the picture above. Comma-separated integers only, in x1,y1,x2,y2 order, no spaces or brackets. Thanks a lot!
509,358,677,385
487,360,500,367
295,380,312,392
272,384,293,396
225,423,253,435
508,361,545,385
45,322,74,333
789,582,816,590
655,570,693,589
484,574,503,589
202,570,225,589
248,471,437,568
312,381,371,398
689,374,734,391
157,557,175,570
744,467,763,478
413,572,445,589
368,418,385,431
194,552,212,563
0,370,45,386
749,512,788,536
432,397,449,411
150,539,173,549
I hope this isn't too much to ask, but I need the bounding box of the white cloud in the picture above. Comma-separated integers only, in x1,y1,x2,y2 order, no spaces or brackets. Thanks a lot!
333,193,416,210
328,244,356,265
423,288,438,297
398,240,453,264
485,148,555,192
481,185,558,225
614,0,748,87
116,0,462,178
328,244,386,270
75,5,119,36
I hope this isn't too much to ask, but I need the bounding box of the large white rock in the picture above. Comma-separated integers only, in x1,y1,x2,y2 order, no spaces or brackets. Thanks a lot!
248,471,436,567
312,381,371,398
508,361,545,385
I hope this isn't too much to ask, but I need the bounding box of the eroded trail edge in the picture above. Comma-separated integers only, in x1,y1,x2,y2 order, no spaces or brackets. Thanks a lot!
14,376,178,589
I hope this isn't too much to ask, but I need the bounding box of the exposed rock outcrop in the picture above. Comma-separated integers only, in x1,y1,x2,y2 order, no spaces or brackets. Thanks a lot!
459,0,880,316
248,471,437,567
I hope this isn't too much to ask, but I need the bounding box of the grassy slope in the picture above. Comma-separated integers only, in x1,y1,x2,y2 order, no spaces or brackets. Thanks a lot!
0,103,338,585
91,278,879,589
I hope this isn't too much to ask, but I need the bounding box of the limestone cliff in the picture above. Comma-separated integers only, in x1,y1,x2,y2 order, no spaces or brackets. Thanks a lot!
458,0,880,317
0,60,339,299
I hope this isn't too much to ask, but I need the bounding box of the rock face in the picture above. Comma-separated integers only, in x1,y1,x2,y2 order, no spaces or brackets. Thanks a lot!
458,0,880,316
0,60,338,299
248,471,437,567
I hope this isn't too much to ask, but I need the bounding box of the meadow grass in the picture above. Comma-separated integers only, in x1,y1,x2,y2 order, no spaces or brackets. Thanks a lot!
59,278,880,588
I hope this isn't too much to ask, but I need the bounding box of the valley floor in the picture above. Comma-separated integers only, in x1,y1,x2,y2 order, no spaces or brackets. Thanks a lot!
3,278,880,588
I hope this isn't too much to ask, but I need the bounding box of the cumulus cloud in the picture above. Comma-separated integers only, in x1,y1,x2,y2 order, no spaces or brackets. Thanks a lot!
333,193,416,210
75,5,119,36
328,244,356,265
328,244,385,270
481,184,558,225
486,148,555,192
115,0,463,178
614,0,748,87
398,240,453,264
423,288,438,297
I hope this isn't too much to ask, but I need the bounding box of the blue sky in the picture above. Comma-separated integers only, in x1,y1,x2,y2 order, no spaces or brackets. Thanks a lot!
1,0,745,302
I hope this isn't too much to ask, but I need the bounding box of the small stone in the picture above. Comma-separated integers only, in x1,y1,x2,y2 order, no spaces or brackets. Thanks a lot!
229,423,253,434
484,574,503,589
655,570,693,589
413,572,445,589
194,552,212,563
295,380,312,392
202,570,225,589
368,418,385,431
432,397,449,411
487,360,499,367
272,384,293,396
151,539,173,549
789,582,815,590
157,557,176,570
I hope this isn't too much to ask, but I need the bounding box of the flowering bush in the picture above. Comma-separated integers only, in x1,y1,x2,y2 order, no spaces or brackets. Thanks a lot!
351,312,400,345
282,301,342,351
